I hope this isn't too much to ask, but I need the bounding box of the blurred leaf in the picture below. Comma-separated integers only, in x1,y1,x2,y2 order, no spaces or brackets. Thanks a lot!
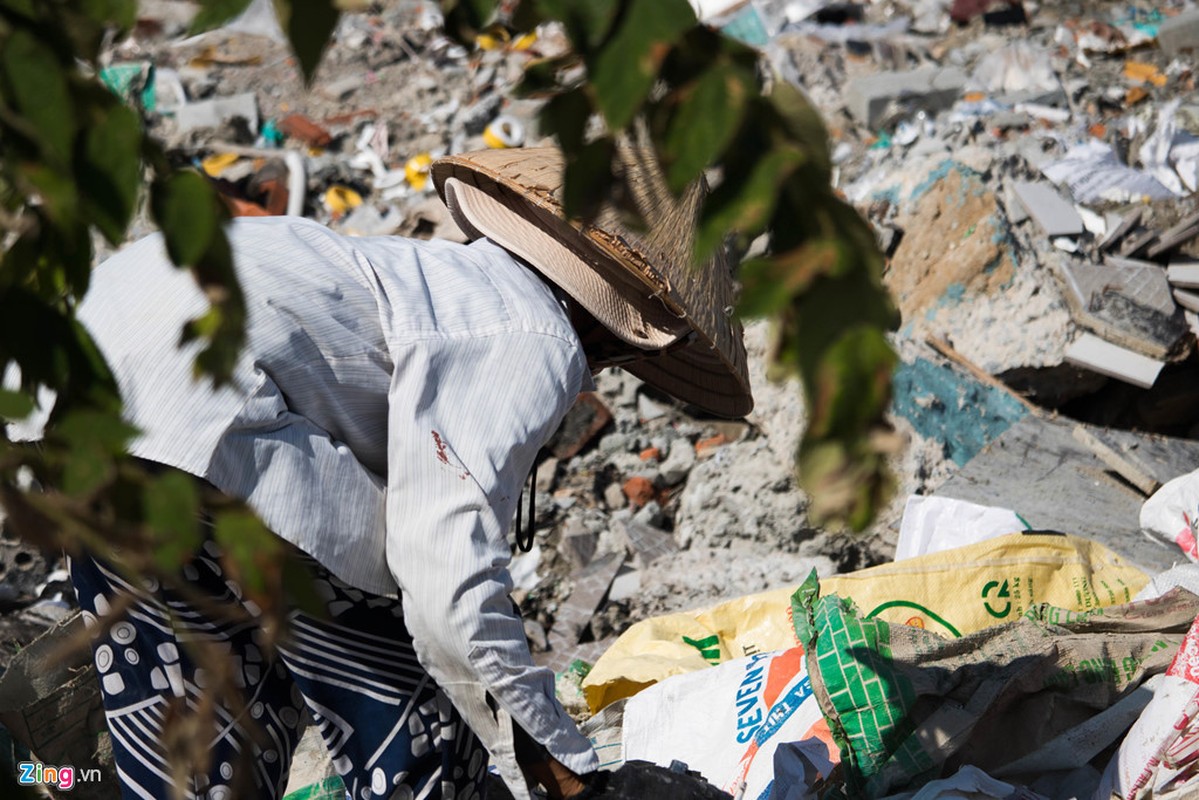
737,240,842,318
538,87,592,154
186,230,244,386
440,0,497,41
18,162,79,227
152,171,219,267
0,289,119,411
769,81,832,182
278,0,339,84
78,102,142,245
45,219,94,299
213,508,280,595
2,31,75,165
534,0,619,50
590,0,695,130
54,409,137,454
0,389,33,420
561,137,615,221
0,0,36,19
799,433,895,532
660,62,753,193
695,144,804,263
188,0,254,34
804,324,895,440
145,470,202,571
80,0,137,29
281,556,327,619
515,55,581,97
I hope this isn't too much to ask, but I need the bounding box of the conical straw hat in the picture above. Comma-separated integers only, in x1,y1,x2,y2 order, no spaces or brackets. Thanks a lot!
431,147,752,418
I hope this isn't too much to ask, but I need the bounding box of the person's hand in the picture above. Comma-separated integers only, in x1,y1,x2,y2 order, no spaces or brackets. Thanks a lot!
519,755,589,799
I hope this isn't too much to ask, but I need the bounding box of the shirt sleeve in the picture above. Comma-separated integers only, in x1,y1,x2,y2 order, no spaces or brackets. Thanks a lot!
384,328,598,795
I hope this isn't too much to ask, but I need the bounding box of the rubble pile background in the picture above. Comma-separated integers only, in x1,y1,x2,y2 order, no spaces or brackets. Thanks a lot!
7,0,1199,790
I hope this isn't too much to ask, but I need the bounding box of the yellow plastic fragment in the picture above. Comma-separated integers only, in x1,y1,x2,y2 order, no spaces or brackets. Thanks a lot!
201,152,241,177
404,153,433,190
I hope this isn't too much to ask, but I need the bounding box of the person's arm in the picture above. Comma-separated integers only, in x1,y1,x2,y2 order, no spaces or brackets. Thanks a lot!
384,328,597,797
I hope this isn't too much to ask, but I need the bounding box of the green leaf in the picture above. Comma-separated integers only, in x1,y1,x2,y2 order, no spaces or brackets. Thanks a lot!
54,409,137,454
0,0,36,19
661,62,754,193
145,470,202,571
62,445,111,496
439,0,498,41
280,0,340,83
0,389,34,420
695,144,804,262
78,102,142,245
538,88,592,155
80,0,137,29
2,30,75,165
534,0,619,50
561,138,615,221
188,0,254,34
18,162,79,227
590,0,696,131
769,80,832,182
152,171,219,267
185,229,245,386
213,509,279,594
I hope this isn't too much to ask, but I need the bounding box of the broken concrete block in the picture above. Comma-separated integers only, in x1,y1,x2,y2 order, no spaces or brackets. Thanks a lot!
658,438,696,486
1158,8,1199,56
607,566,642,603
1064,333,1164,389
546,393,613,459
1167,261,1199,289
1173,289,1199,314
615,518,679,567
175,91,259,134
1056,259,1186,358
844,65,967,130
559,527,598,569
1010,181,1084,237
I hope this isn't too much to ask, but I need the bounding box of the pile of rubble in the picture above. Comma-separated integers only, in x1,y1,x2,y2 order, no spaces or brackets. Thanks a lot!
9,0,1199,795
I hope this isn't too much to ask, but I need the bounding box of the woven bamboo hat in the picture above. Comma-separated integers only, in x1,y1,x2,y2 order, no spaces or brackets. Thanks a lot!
431,147,752,417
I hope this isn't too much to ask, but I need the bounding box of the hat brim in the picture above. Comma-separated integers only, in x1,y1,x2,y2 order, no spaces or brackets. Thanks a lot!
432,149,753,418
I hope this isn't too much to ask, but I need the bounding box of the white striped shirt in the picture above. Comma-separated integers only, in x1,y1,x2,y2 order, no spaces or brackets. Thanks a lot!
71,216,598,793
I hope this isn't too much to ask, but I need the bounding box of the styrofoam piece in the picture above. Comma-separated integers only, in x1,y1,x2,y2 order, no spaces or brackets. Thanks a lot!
1064,333,1165,389
1010,181,1085,237
1173,289,1199,313
175,92,259,134
1167,262,1199,288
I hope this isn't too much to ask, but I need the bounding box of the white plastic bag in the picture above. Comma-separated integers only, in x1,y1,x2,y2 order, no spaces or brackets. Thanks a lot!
1139,469,1199,562
621,648,835,800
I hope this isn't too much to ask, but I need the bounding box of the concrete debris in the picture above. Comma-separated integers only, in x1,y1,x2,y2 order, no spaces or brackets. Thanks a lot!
1010,181,1084,237
1065,332,1165,389
844,65,967,129
14,0,1199,794
1157,8,1199,56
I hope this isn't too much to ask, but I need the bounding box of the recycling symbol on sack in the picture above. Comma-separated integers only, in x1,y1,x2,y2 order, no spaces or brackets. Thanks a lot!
981,580,1012,618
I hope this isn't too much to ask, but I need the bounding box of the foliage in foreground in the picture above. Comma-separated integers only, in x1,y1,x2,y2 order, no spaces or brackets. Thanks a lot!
0,0,897,654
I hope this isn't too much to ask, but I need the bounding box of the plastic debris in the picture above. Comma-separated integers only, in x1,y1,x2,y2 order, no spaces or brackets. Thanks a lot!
404,153,433,191
482,115,525,149
321,185,363,219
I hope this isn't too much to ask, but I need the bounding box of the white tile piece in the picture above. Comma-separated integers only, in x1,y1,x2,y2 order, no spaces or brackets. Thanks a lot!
1065,333,1165,389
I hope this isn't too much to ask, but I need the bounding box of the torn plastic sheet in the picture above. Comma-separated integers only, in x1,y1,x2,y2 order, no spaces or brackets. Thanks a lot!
1040,140,1176,204
1141,99,1199,195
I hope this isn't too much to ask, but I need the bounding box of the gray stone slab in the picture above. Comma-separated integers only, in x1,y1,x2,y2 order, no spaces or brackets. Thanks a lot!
1158,8,1199,56
1057,260,1186,358
935,415,1199,573
1010,181,1084,237
844,65,967,129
